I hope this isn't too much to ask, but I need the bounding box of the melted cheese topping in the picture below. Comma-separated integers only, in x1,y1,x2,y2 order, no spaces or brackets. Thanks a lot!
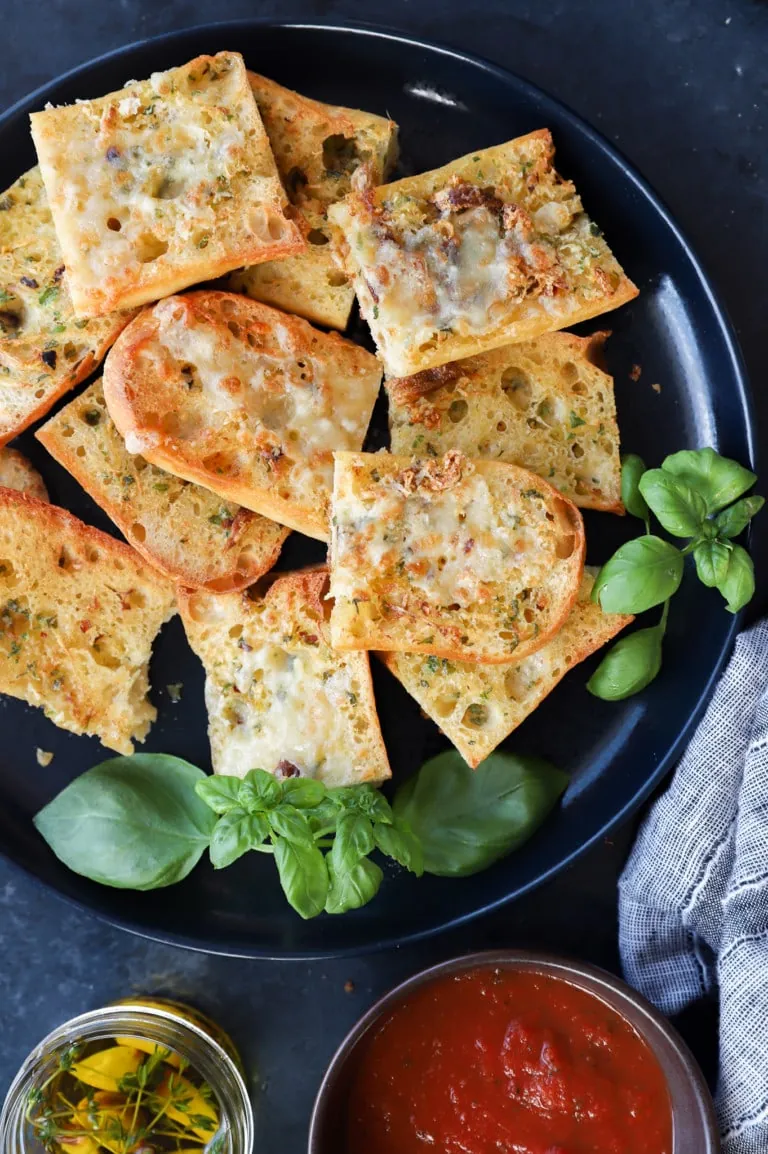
332,461,555,609
152,297,376,495
208,640,363,786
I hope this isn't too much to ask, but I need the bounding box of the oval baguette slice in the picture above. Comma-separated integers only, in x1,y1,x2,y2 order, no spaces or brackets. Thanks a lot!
103,291,383,541
0,446,48,501
178,567,391,787
329,449,585,664
0,488,175,753
388,331,622,514
380,570,633,767
37,378,288,592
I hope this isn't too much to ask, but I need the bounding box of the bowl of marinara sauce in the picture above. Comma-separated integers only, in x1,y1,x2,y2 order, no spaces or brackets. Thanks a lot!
309,951,719,1154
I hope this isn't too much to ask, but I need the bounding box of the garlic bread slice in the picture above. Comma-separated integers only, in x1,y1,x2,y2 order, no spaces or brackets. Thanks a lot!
37,378,288,591
329,449,585,663
0,489,175,753
178,568,391,787
382,571,632,767
227,72,398,329
0,167,133,445
329,129,638,375
30,52,304,317
103,291,382,541
388,331,622,513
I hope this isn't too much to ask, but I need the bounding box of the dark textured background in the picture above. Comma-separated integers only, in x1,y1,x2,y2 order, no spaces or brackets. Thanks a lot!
1,1,765,1149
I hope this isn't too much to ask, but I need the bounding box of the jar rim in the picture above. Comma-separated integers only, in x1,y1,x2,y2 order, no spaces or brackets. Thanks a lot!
1,1003,254,1154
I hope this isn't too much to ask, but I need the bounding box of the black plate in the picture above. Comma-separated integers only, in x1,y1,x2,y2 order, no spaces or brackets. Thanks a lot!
0,21,755,958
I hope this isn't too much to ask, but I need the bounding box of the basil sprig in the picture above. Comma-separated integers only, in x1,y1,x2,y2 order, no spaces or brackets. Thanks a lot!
34,751,568,919
589,449,762,700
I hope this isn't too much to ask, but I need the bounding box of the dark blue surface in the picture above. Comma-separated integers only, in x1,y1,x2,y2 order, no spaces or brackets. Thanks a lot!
0,21,755,959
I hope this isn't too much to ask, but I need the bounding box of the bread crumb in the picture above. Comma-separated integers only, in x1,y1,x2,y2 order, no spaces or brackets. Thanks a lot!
629,363,642,381
36,749,54,767
166,682,183,703
651,382,662,394
344,980,355,993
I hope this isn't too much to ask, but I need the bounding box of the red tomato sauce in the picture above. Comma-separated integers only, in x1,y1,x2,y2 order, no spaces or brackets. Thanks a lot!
346,967,672,1154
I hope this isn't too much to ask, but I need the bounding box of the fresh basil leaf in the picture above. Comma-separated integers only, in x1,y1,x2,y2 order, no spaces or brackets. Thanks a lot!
194,775,242,815
393,751,568,878
273,837,329,919
587,625,663,701
209,809,269,869
693,540,731,588
662,448,756,515
280,778,326,808
238,768,282,811
305,798,343,835
621,454,650,522
35,755,215,891
268,807,314,846
592,535,684,614
714,495,765,539
331,814,375,872
325,856,383,915
717,544,755,613
373,820,424,876
638,469,707,537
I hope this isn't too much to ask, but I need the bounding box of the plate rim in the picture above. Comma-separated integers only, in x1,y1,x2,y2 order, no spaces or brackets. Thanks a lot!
0,16,756,959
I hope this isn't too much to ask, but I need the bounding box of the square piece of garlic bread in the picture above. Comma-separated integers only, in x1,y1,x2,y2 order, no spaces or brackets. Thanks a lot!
178,568,391,787
30,53,304,317
382,571,632,767
388,331,622,513
227,73,398,329
37,378,289,591
329,129,638,375
102,291,382,541
0,489,175,753
329,450,585,663
0,167,133,444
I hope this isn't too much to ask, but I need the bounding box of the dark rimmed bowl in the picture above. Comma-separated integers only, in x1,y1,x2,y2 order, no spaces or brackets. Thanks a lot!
309,950,720,1154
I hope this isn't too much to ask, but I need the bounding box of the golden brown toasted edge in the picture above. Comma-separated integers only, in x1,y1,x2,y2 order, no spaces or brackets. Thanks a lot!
386,330,624,516
35,387,289,592
0,446,48,500
102,292,381,541
30,54,306,318
378,577,633,768
329,453,587,665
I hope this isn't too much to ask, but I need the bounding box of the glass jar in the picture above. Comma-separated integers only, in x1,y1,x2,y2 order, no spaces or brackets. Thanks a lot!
0,1000,254,1153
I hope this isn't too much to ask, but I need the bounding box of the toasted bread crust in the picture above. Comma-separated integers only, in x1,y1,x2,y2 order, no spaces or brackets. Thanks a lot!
329,450,585,664
103,291,382,540
388,330,623,514
381,571,632,766
0,167,134,445
0,488,175,752
329,129,638,375
30,53,304,317
227,72,398,329
0,447,48,501
178,567,391,787
37,378,289,591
